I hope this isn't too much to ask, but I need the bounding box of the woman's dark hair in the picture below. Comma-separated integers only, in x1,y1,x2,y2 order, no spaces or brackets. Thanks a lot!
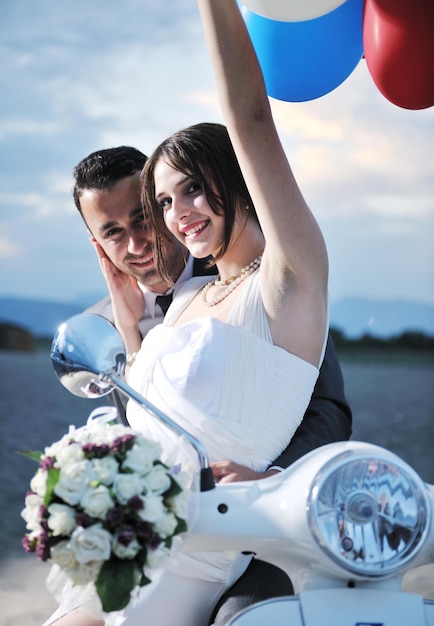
141,122,258,284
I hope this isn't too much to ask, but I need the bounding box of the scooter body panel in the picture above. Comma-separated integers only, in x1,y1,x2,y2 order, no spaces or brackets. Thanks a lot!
228,589,434,626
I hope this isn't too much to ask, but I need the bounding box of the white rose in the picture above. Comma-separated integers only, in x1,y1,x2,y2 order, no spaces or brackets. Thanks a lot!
69,523,112,564
154,511,178,538
122,439,162,476
92,456,119,485
105,422,133,443
80,485,114,519
146,543,171,571
68,560,104,586
141,465,171,495
44,434,73,461
50,540,78,571
30,470,48,497
54,460,95,505
137,493,165,523
168,490,190,520
78,421,109,446
112,473,143,505
84,419,130,447
172,469,191,490
112,534,141,560
21,493,44,531
69,425,89,445
47,503,77,536
55,442,84,467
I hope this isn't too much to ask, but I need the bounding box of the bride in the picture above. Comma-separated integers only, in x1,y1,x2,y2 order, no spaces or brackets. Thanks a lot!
42,0,328,624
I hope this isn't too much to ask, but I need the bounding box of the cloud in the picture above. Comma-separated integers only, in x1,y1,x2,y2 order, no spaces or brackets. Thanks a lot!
0,0,433,306
0,119,60,140
269,63,434,222
0,186,73,221
0,236,21,259
366,194,433,219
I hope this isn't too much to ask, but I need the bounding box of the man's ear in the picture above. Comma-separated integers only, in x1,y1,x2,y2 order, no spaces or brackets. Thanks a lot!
87,229,97,244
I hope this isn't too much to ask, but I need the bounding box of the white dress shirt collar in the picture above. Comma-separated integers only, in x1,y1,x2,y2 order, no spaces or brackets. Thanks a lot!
138,254,194,318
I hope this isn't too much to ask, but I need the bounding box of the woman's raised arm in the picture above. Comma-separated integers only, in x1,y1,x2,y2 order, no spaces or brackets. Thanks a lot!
197,0,328,364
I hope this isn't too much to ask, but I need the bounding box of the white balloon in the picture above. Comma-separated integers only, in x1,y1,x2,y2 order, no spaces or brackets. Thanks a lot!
240,0,348,23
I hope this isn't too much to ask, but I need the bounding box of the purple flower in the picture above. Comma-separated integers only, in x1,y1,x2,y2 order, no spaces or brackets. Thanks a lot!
106,506,125,528
112,434,136,455
148,532,162,550
117,529,135,546
170,464,182,476
39,504,49,532
135,520,152,538
36,533,51,561
128,496,144,512
135,521,161,548
22,535,37,553
76,512,94,528
39,456,55,471
82,442,110,459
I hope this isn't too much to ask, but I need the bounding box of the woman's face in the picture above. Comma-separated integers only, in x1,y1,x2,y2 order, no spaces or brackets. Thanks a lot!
153,159,225,260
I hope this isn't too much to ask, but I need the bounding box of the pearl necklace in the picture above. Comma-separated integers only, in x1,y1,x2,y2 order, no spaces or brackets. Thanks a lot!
201,256,262,307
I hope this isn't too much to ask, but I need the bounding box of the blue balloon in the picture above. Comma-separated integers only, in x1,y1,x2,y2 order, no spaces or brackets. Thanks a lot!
241,0,364,102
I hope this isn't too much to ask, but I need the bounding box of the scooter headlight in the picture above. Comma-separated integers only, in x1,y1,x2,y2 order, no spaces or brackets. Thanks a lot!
307,448,430,577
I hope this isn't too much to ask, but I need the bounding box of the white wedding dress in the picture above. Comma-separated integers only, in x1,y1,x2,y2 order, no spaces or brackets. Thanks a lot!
118,270,327,625
128,270,324,474
43,269,327,626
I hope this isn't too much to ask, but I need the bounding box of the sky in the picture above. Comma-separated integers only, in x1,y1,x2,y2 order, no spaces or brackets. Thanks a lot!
1,0,433,307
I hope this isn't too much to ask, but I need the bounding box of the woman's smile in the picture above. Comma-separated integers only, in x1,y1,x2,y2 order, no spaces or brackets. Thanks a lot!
180,219,210,240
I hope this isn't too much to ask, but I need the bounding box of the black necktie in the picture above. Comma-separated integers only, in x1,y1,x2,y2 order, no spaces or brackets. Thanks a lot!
156,293,173,315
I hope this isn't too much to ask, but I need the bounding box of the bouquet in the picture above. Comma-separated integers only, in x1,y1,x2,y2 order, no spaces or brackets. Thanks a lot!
21,410,190,613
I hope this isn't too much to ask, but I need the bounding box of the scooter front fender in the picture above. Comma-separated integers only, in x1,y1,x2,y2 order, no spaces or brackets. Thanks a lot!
228,589,434,626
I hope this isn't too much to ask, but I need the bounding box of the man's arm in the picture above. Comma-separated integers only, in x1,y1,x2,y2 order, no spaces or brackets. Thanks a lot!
270,333,352,469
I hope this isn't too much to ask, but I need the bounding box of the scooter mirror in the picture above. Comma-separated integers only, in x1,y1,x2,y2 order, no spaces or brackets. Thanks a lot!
50,313,215,490
51,313,125,399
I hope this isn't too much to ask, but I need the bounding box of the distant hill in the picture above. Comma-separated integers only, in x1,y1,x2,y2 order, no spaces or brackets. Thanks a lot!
0,294,433,339
0,297,84,338
331,297,434,338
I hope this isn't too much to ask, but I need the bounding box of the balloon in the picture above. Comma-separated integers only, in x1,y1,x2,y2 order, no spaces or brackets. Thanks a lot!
241,0,348,23
363,0,434,110
241,0,364,102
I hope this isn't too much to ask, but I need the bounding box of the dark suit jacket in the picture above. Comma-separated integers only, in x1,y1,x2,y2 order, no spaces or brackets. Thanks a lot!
86,257,352,469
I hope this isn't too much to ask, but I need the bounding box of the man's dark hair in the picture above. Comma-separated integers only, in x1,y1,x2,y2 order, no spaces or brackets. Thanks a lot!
73,146,147,214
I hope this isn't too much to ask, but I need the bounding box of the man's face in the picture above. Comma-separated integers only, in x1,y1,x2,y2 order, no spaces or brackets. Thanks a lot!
79,172,186,293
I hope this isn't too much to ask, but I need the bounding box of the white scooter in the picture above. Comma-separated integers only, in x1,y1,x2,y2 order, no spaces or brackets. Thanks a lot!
51,313,434,625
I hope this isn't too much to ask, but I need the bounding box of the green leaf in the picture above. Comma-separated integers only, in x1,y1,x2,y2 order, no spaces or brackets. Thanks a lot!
174,516,188,536
139,572,151,587
96,558,137,612
134,547,148,569
163,476,183,500
43,468,61,506
17,450,43,462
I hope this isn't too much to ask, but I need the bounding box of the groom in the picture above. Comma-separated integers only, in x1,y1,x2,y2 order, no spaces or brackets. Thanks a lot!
73,145,352,622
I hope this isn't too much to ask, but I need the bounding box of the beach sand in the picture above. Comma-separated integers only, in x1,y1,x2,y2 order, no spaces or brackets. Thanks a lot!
1,557,433,626
1,350,433,624
0,558,57,626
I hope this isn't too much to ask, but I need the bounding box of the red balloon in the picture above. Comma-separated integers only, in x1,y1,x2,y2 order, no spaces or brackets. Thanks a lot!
363,0,434,110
